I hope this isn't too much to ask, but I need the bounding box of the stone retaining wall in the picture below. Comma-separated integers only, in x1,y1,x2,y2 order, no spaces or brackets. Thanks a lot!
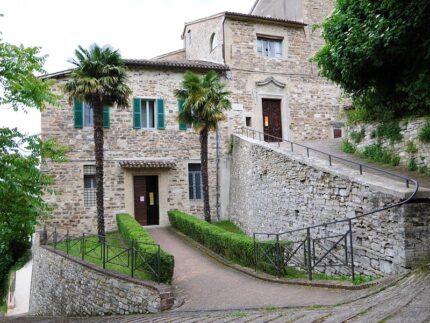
228,135,430,276
29,233,174,316
346,118,430,169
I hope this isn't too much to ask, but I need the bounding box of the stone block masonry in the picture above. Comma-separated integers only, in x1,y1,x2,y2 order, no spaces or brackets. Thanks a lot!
29,233,174,316
228,135,430,276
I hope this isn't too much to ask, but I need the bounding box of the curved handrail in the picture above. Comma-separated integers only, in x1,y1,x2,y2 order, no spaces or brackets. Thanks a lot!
236,127,420,235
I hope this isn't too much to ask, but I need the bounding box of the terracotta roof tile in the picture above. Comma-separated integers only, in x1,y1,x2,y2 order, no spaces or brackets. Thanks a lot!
119,159,177,169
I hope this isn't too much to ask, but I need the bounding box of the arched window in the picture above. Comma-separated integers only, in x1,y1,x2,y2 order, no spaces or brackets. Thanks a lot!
210,33,217,51
187,30,191,46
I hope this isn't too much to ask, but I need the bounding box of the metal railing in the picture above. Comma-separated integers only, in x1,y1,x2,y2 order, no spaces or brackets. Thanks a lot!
41,227,162,283
237,127,420,282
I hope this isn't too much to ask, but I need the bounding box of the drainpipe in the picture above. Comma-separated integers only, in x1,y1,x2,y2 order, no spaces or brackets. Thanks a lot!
216,127,220,221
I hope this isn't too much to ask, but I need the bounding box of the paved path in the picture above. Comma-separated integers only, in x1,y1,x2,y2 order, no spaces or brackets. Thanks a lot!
275,138,430,189
147,228,356,311
6,270,429,322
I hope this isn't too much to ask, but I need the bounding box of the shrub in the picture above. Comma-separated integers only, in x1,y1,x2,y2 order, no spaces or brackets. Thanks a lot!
375,122,403,143
418,122,430,143
116,213,174,284
168,210,289,275
405,140,418,154
341,139,356,154
408,158,418,172
350,127,365,143
360,144,400,166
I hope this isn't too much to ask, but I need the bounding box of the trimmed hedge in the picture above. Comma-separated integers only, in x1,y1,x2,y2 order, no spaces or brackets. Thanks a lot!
168,210,289,275
116,213,174,284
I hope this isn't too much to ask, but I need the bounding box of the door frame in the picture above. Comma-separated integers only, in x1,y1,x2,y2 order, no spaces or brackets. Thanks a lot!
256,93,289,141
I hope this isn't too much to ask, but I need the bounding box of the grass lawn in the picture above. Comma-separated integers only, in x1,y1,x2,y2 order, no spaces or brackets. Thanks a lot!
213,220,245,235
54,231,152,281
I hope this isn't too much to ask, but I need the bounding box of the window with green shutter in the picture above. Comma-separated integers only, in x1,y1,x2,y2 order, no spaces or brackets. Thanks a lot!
74,98,84,128
103,106,110,129
157,99,165,129
133,98,142,128
74,99,110,129
178,100,187,130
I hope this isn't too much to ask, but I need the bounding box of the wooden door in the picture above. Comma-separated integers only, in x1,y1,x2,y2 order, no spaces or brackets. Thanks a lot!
133,176,147,225
262,99,282,142
133,176,159,225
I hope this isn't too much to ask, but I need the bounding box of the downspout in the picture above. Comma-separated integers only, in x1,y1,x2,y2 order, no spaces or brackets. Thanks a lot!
216,127,220,221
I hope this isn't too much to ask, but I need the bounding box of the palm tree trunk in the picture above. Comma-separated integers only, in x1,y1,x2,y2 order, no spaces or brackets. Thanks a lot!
93,102,105,239
200,127,211,222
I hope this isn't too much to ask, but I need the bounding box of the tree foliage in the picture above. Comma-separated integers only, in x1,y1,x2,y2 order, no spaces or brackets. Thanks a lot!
64,44,131,238
314,0,430,121
0,36,65,305
174,70,231,222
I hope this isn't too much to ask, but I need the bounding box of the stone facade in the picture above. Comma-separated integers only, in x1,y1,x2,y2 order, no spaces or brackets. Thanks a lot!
42,0,343,232
29,234,174,316
228,135,430,276
346,118,430,169
43,68,223,231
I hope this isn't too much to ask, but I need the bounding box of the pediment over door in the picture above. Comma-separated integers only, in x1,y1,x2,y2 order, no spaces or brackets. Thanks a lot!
255,76,286,88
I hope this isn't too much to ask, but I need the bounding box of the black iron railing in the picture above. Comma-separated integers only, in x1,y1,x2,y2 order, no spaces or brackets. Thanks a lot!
237,127,419,282
41,227,162,283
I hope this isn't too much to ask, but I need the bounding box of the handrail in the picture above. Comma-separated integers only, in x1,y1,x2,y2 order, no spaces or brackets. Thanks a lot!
237,126,419,233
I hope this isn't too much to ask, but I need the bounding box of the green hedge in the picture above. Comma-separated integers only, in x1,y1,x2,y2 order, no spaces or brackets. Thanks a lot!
116,213,174,284
168,210,289,275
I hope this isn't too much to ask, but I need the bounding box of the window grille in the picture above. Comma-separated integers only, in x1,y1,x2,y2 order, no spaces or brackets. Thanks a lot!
84,165,96,207
188,163,202,200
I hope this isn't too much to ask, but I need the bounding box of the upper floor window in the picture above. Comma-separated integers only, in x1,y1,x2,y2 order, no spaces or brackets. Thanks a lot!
132,97,165,130
257,37,282,58
84,102,93,127
141,100,156,129
210,33,217,51
73,98,110,129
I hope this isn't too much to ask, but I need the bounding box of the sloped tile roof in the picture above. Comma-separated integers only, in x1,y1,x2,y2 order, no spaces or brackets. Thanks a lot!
40,59,228,79
123,59,228,70
119,159,177,169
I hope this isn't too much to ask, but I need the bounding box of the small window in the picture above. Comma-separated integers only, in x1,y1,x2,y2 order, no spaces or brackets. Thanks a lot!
141,100,156,129
246,117,252,127
84,102,94,127
257,37,282,58
333,128,343,138
187,30,192,46
188,163,202,200
84,165,96,207
210,33,217,51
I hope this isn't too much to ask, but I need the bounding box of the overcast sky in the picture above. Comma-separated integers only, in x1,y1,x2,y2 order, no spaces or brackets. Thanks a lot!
0,0,252,135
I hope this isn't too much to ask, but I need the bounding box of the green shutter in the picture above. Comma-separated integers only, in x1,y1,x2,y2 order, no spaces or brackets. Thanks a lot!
103,106,110,129
157,99,165,129
74,98,83,128
133,98,141,128
178,100,187,130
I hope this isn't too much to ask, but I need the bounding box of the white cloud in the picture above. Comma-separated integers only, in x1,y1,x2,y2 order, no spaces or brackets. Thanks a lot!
0,0,252,134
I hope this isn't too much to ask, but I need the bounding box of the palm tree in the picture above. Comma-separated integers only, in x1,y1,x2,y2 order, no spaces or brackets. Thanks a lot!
64,44,131,238
175,70,231,222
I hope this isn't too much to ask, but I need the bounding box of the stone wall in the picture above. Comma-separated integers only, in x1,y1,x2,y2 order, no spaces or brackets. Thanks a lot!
184,15,224,63
29,233,173,316
346,118,430,169
223,18,343,141
228,135,430,276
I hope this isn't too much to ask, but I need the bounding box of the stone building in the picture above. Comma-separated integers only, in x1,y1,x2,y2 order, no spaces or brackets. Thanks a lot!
42,0,341,231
